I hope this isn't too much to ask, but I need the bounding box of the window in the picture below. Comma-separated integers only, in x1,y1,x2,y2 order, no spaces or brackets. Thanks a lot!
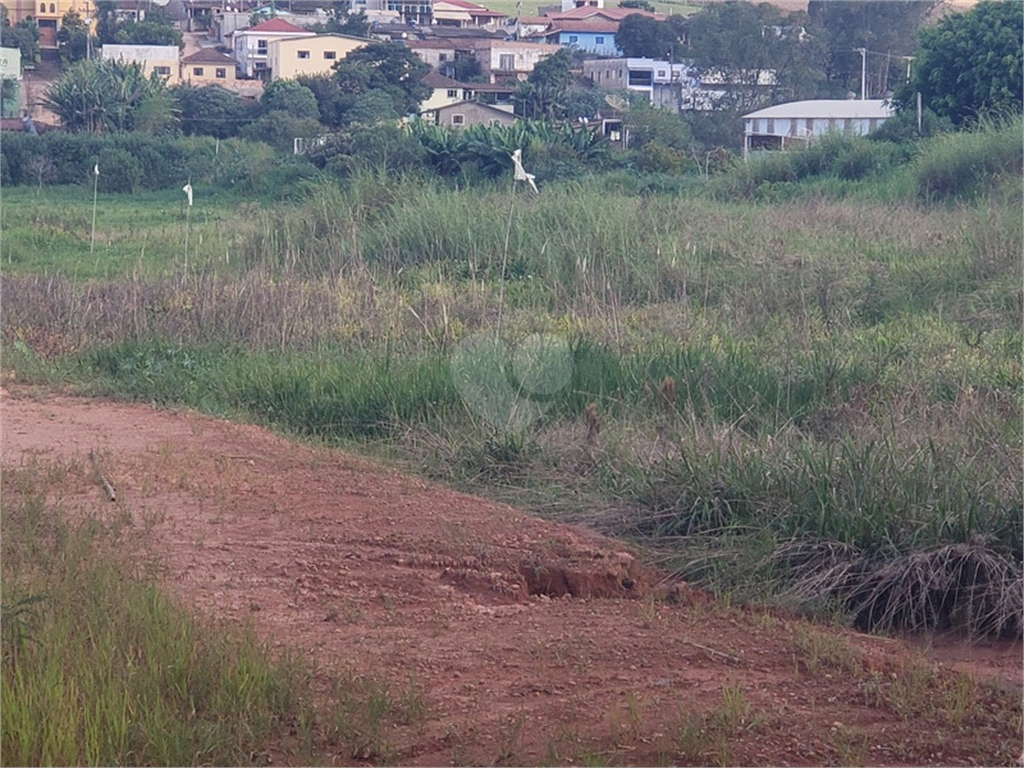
498,53,514,71
39,3,44,11
766,118,774,133
49,3,54,12
257,39,267,53
193,67,204,76
215,68,227,78
595,36,604,44
323,50,336,59
452,114,464,125
447,89,457,98
568,35,578,43
154,66,171,76
657,70,665,77
297,50,310,59
438,53,447,61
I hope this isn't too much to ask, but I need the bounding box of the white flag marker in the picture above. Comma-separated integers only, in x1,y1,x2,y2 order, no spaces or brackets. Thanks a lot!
94,163,99,176
510,149,538,193
183,182,193,207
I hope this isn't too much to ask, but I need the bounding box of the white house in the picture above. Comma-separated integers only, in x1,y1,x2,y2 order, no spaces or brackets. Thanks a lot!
742,99,894,159
231,17,308,79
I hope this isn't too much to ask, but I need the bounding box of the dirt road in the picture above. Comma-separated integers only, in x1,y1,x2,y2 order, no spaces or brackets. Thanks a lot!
1,385,1019,766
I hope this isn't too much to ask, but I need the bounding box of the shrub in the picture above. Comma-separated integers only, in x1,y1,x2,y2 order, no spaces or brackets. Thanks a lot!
239,111,324,154
914,115,1024,201
94,147,142,192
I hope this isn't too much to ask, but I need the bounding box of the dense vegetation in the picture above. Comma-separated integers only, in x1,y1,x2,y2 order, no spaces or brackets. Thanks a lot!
3,117,1021,639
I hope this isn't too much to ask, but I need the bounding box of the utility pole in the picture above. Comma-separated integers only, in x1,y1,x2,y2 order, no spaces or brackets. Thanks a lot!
855,47,867,99
902,55,914,82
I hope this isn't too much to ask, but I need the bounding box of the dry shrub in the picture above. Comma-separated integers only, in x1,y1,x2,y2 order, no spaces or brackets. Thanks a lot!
781,539,1023,638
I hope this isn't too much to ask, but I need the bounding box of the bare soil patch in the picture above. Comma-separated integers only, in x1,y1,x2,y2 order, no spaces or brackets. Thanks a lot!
2,385,1020,766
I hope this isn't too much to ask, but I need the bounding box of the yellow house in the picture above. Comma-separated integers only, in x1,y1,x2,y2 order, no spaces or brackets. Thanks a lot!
3,0,94,48
100,44,181,85
267,34,369,81
180,48,237,87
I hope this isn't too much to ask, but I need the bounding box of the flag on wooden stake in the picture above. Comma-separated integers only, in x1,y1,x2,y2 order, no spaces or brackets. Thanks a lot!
510,149,538,193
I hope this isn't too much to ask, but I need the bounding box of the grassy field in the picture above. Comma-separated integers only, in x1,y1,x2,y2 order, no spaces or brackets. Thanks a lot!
2,120,1021,639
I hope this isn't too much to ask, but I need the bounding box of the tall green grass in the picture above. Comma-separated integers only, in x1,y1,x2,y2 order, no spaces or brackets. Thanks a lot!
0,464,319,766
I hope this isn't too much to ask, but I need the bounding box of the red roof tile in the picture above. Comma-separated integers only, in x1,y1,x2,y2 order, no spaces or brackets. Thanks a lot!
246,18,306,33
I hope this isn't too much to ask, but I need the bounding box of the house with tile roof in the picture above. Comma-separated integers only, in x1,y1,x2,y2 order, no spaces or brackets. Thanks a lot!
181,48,238,86
541,18,620,55
419,70,475,111
232,17,308,79
466,39,562,83
427,99,517,127
432,0,507,28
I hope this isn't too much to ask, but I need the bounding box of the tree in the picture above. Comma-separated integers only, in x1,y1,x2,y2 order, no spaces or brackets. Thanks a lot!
262,79,320,120
332,41,430,115
43,58,174,133
172,83,251,138
892,0,1023,127
1,7,41,66
345,89,399,125
239,110,323,152
615,13,680,60
297,74,347,127
619,0,656,12
307,8,371,38
56,10,89,64
807,2,936,99
114,19,184,49
94,0,119,45
683,2,823,111
513,47,574,119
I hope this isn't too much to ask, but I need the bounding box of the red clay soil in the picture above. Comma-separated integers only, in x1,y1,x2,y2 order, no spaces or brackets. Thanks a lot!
1,385,1021,767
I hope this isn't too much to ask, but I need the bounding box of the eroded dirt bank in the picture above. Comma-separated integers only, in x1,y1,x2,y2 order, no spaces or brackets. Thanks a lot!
2,386,1020,766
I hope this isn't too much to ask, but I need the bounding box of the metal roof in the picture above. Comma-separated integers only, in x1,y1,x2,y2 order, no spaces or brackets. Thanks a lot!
743,99,894,120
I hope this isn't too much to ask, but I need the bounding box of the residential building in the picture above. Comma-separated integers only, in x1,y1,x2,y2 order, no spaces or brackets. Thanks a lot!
212,8,329,44
467,80,515,109
101,43,181,84
584,58,778,113
268,33,370,80
560,0,602,10
232,17,307,79
583,57,691,111
0,45,20,118
546,6,663,23
419,70,473,111
742,99,893,159
180,47,237,86
468,39,561,83
542,18,618,56
4,0,94,47
431,0,506,28
427,99,517,127
406,38,464,69
383,0,431,26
